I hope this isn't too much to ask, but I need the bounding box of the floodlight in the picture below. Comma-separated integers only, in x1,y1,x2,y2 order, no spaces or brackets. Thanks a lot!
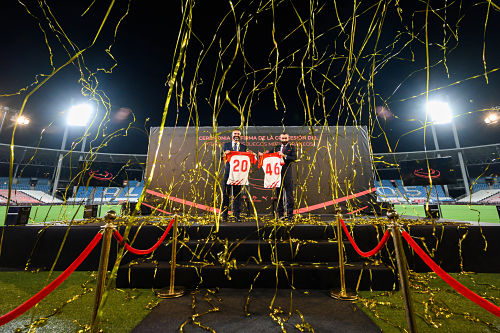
426,101,452,124
67,103,93,126
484,113,498,125
16,115,30,125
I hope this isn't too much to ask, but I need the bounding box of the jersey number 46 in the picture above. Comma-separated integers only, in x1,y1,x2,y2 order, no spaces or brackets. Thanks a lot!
265,163,280,175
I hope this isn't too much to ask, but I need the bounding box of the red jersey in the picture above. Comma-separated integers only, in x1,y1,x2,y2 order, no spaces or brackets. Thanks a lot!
225,151,257,185
258,152,285,188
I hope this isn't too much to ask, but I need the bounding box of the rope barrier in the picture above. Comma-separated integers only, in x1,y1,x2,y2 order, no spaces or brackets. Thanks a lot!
113,217,175,255
401,230,500,318
0,232,103,326
340,218,391,258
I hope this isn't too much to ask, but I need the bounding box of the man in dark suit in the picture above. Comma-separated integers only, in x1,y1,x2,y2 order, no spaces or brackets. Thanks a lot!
221,129,246,222
272,132,297,221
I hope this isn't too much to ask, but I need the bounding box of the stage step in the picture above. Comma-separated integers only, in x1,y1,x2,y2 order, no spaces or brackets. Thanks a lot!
116,223,396,291
131,222,382,242
154,240,371,263
116,261,397,290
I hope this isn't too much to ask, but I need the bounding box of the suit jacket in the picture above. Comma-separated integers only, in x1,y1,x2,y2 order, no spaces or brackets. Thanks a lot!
272,143,297,177
222,141,247,180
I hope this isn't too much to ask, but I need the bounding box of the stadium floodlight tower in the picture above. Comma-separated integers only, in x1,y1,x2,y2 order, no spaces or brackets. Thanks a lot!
426,101,470,197
52,103,94,196
0,107,31,135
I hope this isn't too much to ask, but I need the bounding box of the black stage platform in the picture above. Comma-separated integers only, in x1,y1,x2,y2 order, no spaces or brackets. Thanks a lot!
1,218,499,291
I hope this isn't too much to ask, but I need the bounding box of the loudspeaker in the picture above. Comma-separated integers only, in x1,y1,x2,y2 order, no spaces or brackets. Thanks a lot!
5,206,31,226
425,204,440,218
121,202,151,215
84,205,98,219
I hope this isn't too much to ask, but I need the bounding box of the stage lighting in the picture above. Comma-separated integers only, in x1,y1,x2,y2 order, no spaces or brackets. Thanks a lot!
426,101,452,124
484,113,498,125
16,115,30,125
67,103,93,126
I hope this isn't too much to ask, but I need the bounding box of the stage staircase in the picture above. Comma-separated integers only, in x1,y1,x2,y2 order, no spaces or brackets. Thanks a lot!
116,222,398,290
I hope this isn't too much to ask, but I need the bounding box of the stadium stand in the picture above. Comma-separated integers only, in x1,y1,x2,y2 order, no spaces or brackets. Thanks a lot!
375,180,454,203
0,189,41,204
69,186,127,203
20,190,62,204
457,189,500,203
35,178,50,185
481,192,500,204
115,181,144,202
34,184,51,193
471,183,489,192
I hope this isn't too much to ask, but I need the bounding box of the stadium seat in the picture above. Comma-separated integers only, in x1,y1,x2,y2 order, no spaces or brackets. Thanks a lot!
0,189,42,204
376,180,454,204
34,185,51,193
481,192,500,204
16,177,31,185
472,183,489,192
20,190,62,204
457,189,500,203
36,178,50,186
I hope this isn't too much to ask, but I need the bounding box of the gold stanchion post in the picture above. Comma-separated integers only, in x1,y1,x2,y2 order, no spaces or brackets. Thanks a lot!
388,210,418,333
90,210,117,333
157,209,185,298
330,207,358,300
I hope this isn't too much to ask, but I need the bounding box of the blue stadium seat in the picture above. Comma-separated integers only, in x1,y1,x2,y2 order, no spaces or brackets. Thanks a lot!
13,184,31,190
103,187,121,201
34,185,51,193
127,180,139,187
36,178,50,186
17,177,31,184
472,184,489,192
74,186,94,198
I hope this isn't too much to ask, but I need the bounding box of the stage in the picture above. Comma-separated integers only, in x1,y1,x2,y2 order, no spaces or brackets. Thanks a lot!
1,215,499,292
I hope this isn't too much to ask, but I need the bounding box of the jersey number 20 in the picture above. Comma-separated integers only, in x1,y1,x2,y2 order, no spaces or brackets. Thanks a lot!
233,159,249,172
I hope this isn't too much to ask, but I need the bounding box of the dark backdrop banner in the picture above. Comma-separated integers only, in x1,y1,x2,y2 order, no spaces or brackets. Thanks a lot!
145,126,374,214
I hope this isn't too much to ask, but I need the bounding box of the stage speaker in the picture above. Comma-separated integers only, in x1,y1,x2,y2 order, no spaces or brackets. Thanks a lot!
5,206,31,226
84,204,98,219
425,204,440,219
121,202,151,215
121,202,133,215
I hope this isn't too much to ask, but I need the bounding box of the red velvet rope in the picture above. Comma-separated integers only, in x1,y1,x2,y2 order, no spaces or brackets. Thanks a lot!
401,230,500,317
0,232,103,326
113,217,174,255
340,218,391,257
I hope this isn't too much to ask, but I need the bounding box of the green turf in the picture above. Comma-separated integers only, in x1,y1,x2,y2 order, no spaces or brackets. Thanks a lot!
394,204,500,223
394,204,427,218
357,272,500,332
0,206,6,226
0,271,499,332
28,205,85,224
0,271,158,332
440,205,500,223
97,205,123,218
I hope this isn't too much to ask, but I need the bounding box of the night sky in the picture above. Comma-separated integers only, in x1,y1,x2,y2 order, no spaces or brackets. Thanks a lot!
1,0,500,155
